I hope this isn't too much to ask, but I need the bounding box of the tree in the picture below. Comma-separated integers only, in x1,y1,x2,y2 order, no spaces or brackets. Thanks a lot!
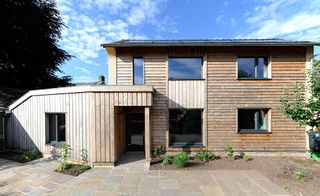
0,0,72,89
280,60,320,130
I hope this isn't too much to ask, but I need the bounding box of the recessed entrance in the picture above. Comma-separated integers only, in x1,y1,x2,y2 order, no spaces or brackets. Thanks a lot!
126,113,145,151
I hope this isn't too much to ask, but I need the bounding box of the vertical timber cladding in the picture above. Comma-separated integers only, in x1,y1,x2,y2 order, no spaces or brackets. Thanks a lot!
207,46,306,152
116,48,168,147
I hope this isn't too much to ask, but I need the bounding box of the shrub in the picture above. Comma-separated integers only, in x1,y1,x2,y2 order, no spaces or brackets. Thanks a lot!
173,152,189,168
153,145,166,157
19,149,42,162
243,154,251,162
224,144,234,158
195,149,215,162
162,155,173,166
58,162,71,172
58,144,72,172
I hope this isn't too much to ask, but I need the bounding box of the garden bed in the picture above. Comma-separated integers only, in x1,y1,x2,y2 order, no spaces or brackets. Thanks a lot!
55,164,91,176
151,156,320,196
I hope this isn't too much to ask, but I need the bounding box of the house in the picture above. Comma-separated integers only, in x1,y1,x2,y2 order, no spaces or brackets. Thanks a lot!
4,39,320,166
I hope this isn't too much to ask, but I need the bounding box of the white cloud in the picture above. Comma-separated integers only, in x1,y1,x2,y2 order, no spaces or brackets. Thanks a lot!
73,76,97,83
75,66,91,74
56,0,173,65
237,0,320,39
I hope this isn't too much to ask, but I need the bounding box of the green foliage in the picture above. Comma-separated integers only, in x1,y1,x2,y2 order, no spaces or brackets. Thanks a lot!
58,162,71,172
195,149,215,162
243,154,251,162
224,144,234,158
280,60,320,130
153,145,166,157
292,170,307,180
79,165,91,171
80,149,89,164
19,149,42,162
162,155,173,166
173,152,189,168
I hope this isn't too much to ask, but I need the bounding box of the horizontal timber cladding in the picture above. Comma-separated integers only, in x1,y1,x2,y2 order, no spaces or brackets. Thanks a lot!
168,80,205,108
7,86,153,163
206,46,307,152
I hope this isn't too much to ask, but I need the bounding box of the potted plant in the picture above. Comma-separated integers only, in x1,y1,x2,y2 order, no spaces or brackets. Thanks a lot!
280,60,320,152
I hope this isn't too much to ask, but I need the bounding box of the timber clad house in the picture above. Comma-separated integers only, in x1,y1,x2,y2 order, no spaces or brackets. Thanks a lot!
4,39,320,166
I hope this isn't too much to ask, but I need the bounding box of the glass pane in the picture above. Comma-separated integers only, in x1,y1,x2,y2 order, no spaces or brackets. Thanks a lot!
169,109,202,147
257,57,267,79
48,115,57,142
238,58,255,78
238,109,268,131
133,58,144,84
57,114,66,142
169,58,202,80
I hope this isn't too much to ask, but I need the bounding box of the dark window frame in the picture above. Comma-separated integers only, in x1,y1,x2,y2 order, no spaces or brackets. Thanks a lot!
237,56,271,80
46,113,66,144
133,57,144,85
168,56,203,80
237,108,271,134
169,108,203,148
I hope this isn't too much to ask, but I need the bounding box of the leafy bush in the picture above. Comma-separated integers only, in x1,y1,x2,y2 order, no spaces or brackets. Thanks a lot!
173,152,189,168
153,145,166,157
224,144,234,158
58,162,71,172
195,149,215,162
243,154,251,162
19,149,42,162
162,155,173,166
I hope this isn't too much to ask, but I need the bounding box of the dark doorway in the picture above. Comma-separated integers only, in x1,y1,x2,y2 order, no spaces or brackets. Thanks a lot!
126,113,144,151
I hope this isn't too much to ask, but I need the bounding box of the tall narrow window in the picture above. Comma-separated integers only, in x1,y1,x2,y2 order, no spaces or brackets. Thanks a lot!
238,109,270,133
46,113,66,144
237,57,270,79
133,57,144,85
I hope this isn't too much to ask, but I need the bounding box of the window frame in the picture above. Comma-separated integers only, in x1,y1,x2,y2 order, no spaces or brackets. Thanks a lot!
45,113,66,145
168,56,204,80
236,56,272,80
168,108,204,148
237,108,271,134
133,56,144,85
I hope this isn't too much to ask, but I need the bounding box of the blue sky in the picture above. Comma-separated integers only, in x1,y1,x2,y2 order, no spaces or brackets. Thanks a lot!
56,0,320,83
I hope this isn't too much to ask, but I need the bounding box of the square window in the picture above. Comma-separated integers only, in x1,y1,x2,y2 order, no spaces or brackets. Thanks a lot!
169,109,202,147
46,113,65,144
169,57,203,80
238,109,270,133
237,57,270,79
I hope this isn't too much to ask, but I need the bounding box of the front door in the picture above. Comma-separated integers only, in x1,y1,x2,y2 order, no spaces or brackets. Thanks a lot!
126,113,145,151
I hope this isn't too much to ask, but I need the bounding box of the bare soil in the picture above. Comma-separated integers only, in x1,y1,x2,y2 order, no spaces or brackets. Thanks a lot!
55,164,91,176
151,156,320,196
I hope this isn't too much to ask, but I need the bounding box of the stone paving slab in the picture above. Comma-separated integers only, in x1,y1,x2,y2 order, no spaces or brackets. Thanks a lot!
0,155,291,196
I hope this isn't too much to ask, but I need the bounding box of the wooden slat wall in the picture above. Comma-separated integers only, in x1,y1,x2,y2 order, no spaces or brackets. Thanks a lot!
168,80,205,108
7,91,153,163
206,46,306,152
116,55,132,85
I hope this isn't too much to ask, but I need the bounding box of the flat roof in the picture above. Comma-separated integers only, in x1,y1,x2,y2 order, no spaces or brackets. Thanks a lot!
102,39,320,47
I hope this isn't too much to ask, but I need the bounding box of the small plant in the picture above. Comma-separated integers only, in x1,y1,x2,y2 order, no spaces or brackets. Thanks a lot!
224,144,234,158
195,149,215,162
80,148,89,165
243,154,251,162
162,155,173,166
173,152,189,168
153,145,166,157
58,144,72,172
292,170,307,180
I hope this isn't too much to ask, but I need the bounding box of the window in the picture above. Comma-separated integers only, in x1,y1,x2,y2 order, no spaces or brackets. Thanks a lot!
133,57,144,84
237,57,270,79
46,113,66,144
169,57,202,80
169,109,202,147
238,109,270,133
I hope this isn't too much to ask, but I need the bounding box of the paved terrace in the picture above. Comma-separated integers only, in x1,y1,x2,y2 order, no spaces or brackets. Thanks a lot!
0,153,291,196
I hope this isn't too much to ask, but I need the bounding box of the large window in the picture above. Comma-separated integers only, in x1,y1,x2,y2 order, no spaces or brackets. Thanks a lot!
46,113,66,144
133,57,144,84
238,109,270,133
169,57,203,80
237,57,270,79
169,109,202,147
